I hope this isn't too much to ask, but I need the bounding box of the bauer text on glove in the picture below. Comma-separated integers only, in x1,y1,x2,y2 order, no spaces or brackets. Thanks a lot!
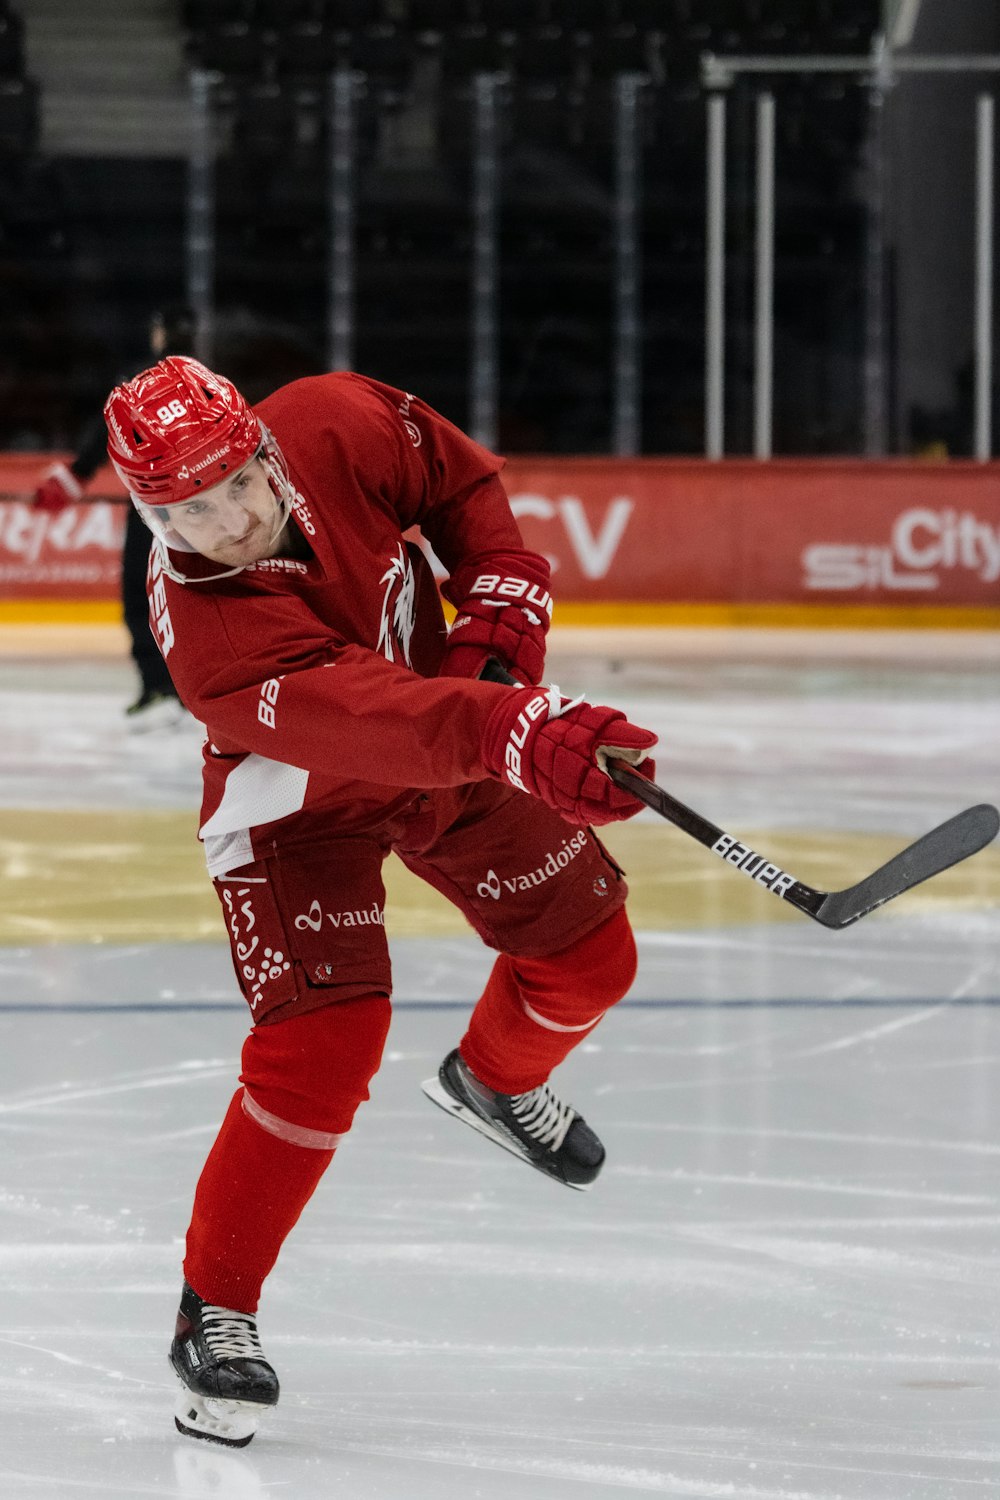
480,684,657,827
439,554,552,684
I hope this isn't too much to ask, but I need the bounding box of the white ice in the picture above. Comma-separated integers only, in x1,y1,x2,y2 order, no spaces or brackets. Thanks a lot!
1,626,999,1499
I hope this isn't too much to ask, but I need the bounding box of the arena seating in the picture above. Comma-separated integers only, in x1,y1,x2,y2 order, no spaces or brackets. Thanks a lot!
3,0,883,454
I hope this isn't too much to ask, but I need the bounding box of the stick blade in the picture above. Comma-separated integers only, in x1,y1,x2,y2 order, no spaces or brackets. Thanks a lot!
812,803,1000,930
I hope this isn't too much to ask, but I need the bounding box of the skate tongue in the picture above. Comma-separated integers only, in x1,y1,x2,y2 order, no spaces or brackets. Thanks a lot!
202,1306,264,1362
511,1084,575,1151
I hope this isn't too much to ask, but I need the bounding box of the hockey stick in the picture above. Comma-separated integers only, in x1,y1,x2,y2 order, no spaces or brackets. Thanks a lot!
478,658,999,930
606,760,998,930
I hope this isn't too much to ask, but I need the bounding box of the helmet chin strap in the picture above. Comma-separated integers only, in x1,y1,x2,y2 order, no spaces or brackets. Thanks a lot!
151,535,245,586
260,449,296,550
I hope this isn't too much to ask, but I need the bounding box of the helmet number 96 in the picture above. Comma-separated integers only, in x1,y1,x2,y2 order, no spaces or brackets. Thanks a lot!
157,399,188,425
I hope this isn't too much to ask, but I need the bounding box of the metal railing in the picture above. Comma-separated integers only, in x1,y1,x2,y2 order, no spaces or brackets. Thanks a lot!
702,47,1000,461
186,49,999,460
185,67,653,457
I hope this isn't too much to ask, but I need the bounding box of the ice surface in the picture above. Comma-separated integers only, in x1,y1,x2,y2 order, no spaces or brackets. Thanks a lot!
1,626,998,1498
2,1004,1000,1499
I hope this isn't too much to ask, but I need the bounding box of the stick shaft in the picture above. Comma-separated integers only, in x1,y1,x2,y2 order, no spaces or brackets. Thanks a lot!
609,760,998,929
478,658,999,930
607,760,824,916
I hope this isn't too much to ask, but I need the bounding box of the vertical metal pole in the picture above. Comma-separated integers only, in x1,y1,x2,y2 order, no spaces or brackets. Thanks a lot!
862,49,891,456
613,73,643,457
974,92,994,461
470,73,500,449
187,69,215,364
705,91,727,459
327,67,355,372
754,91,775,458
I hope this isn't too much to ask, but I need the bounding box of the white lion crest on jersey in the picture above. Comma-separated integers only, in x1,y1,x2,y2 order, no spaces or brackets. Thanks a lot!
377,543,416,667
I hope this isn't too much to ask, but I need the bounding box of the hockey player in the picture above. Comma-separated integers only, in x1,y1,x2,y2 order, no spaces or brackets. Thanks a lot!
104,355,657,1448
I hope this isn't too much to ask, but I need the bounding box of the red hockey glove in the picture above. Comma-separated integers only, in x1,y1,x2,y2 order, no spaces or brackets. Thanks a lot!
481,684,657,827
33,463,83,513
440,556,552,685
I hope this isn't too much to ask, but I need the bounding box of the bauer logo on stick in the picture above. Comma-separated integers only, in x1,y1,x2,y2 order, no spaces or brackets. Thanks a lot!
710,833,796,898
612,752,998,930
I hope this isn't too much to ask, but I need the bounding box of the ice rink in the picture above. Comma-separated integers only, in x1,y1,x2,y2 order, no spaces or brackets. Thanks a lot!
1,624,999,1500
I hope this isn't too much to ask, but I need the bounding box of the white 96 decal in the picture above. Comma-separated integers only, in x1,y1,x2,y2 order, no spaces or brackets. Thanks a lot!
156,399,187,425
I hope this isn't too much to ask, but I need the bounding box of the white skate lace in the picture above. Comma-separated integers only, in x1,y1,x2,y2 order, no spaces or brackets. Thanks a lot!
509,1083,576,1151
201,1305,265,1361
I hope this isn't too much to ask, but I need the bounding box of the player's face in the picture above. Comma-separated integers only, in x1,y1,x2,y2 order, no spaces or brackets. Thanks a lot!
166,460,283,566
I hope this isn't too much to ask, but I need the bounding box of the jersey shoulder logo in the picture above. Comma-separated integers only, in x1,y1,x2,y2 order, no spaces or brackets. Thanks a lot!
397,393,422,447
147,541,175,657
377,543,416,667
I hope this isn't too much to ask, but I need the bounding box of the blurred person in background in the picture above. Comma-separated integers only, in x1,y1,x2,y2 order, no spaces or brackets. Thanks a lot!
32,306,196,730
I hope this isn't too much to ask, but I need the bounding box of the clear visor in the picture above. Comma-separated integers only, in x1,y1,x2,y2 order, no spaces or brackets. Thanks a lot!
130,431,296,584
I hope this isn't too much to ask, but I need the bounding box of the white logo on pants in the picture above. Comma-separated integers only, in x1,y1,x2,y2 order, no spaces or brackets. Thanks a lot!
476,832,589,902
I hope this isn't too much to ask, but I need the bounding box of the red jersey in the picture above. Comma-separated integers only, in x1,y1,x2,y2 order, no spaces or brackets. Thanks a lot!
147,373,538,876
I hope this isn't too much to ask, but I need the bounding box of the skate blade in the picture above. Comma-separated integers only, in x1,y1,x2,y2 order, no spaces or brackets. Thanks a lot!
420,1074,592,1192
173,1385,267,1448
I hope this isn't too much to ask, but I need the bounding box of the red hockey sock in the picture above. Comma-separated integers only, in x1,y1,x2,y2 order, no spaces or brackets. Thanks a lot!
183,994,390,1313
460,907,637,1094
182,1088,331,1314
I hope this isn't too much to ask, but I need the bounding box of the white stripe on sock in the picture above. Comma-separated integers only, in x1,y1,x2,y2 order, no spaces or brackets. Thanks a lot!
520,998,605,1034
242,1088,346,1151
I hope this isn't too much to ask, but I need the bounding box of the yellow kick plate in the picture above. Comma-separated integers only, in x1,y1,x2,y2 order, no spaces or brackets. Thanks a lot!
1,809,997,946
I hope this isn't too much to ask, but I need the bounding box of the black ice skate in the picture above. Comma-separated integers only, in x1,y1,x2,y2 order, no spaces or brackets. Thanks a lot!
421,1049,605,1191
170,1281,279,1447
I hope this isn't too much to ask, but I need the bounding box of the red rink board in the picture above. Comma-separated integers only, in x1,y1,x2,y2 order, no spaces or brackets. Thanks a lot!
2,455,999,606
0,460,125,599
499,458,1000,605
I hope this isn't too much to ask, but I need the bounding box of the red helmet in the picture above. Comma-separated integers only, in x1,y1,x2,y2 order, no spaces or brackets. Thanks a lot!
104,356,263,504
